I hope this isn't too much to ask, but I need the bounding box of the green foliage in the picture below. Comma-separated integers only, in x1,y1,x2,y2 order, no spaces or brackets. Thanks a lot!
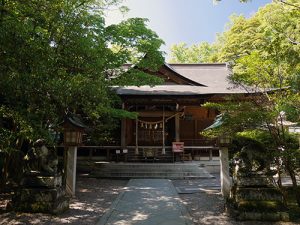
203,99,272,136
235,130,275,149
0,106,34,153
169,42,219,63
204,1,300,204
204,1,300,136
0,0,164,149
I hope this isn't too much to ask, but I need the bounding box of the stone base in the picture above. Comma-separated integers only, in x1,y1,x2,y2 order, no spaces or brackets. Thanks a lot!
235,187,284,202
229,173,289,221
237,199,286,211
10,195,69,214
236,174,274,187
10,172,69,214
228,208,289,221
21,174,62,188
12,187,66,202
10,187,69,214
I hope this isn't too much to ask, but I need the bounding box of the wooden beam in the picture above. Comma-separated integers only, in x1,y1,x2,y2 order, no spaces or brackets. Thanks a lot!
136,111,175,117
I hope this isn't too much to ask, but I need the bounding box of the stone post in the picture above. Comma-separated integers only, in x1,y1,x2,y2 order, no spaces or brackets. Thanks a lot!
219,147,231,199
66,146,77,197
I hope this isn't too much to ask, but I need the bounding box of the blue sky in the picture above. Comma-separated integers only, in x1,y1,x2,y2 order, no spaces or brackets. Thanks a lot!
105,0,272,58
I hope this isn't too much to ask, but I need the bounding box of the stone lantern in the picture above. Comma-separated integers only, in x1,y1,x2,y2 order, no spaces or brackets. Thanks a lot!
218,134,232,199
219,135,231,147
203,114,232,199
63,115,85,146
63,114,86,196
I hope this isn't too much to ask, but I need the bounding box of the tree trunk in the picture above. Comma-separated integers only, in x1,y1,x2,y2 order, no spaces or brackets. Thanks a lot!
0,153,9,191
286,160,300,207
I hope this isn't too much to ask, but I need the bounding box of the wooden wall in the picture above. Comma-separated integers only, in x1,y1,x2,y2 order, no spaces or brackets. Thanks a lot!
180,107,216,145
124,106,218,146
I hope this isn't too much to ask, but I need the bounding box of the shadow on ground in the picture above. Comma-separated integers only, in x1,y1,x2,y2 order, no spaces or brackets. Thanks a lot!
0,178,128,225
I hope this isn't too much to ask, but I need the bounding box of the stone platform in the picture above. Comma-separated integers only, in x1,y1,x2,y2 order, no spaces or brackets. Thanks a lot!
9,173,69,214
229,174,289,221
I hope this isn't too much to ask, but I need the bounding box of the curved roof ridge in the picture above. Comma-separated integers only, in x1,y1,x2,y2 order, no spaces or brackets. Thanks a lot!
163,63,207,87
168,62,228,66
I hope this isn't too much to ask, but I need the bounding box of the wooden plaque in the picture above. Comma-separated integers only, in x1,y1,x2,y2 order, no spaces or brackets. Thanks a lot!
172,142,184,152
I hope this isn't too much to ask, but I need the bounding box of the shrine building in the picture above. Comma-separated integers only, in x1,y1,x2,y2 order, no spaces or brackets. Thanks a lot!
110,63,249,162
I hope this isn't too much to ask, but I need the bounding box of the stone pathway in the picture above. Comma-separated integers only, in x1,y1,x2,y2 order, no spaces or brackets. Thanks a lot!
96,179,192,225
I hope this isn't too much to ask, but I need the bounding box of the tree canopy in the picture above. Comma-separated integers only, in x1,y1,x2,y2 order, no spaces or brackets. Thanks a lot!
169,42,219,63
201,0,300,205
0,0,165,151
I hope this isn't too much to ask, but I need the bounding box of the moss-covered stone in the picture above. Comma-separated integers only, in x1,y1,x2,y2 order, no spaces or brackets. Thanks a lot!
235,187,283,202
237,211,289,221
237,200,285,212
229,173,289,221
12,196,69,214
21,174,62,188
9,173,69,214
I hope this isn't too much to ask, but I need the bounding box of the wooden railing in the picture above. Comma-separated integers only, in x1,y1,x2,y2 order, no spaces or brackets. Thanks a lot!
180,138,217,146
75,144,219,162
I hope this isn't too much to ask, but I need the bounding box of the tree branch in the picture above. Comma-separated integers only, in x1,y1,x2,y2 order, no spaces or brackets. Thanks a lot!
278,0,300,10
288,37,300,45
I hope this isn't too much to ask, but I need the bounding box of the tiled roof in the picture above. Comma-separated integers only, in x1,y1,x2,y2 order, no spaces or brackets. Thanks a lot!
169,63,231,88
115,85,248,96
116,63,247,96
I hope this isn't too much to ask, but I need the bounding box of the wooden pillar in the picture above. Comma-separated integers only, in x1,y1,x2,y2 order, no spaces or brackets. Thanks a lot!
162,106,166,155
175,104,180,142
209,149,213,161
194,120,198,141
219,147,231,199
121,103,126,150
66,146,77,197
106,149,110,161
135,118,139,155
88,149,93,161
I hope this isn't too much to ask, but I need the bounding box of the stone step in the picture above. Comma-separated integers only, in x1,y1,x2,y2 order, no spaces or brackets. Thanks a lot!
90,163,214,179
90,173,212,179
93,162,202,168
91,171,211,176
96,169,206,173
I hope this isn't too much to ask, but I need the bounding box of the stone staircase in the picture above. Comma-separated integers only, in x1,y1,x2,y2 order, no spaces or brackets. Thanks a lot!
89,162,214,179
124,147,174,163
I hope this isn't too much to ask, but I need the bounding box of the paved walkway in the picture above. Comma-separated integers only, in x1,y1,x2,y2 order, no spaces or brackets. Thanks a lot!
96,179,193,225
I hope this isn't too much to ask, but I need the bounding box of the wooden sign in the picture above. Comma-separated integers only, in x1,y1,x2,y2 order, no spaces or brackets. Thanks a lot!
172,142,184,152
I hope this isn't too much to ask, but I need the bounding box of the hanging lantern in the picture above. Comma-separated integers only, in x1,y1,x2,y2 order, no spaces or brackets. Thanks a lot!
141,122,144,128
145,124,148,129
159,123,163,129
149,124,152,129
154,124,158,129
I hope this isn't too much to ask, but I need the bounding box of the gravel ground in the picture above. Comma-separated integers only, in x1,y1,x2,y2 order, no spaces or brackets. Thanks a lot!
172,177,299,225
1,176,299,225
0,178,128,225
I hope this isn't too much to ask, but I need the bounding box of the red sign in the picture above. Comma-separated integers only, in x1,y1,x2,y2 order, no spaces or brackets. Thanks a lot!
172,142,184,152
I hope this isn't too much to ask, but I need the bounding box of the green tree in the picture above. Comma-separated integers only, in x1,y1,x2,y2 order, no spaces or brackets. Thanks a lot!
205,1,300,206
0,0,164,187
169,41,219,63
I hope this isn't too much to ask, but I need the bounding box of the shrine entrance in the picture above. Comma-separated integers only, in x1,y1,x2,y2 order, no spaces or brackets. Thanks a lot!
119,102,219,162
